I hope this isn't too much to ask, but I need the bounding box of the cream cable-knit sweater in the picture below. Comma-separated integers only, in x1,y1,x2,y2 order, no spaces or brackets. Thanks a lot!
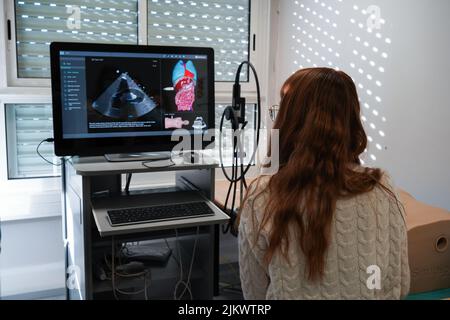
238,173,410,300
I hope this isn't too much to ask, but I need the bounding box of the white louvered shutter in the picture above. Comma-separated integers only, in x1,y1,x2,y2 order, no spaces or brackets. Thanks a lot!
5,104,59,178
14,0,139,78
147,0,251,82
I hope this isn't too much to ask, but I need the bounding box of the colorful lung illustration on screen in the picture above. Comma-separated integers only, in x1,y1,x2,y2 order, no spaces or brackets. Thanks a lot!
92,72,157,119
172,60,197,112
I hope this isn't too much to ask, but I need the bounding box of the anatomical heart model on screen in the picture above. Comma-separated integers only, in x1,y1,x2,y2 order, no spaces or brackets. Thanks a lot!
172,60,198,112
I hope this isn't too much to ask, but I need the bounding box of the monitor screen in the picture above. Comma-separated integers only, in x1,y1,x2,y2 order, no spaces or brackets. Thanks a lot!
50,43,214,156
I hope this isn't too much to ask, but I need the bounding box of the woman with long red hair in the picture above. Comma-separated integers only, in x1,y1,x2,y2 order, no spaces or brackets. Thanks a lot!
238,68,410,299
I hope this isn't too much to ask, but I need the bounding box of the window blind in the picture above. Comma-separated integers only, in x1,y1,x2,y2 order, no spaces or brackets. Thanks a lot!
14,0,139,78
5,104,60,178
147,0,250,82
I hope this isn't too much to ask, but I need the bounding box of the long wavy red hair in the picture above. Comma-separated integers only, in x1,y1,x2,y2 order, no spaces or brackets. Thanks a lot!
242,67,391,281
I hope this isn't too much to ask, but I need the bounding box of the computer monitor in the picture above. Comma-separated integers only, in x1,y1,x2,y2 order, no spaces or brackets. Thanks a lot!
50,42,214,158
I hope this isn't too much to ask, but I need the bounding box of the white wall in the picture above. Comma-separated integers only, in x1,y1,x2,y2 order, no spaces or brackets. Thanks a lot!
0,217,64,297
273,0,450,210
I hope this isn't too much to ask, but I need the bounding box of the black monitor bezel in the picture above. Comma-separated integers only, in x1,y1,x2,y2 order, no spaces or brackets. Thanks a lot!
50,42,215,157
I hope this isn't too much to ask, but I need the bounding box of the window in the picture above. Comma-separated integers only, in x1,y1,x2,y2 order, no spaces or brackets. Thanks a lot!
13,0,139,78
5,103,60,178
2,0,264,179
147,0,250,82
8,0,251,82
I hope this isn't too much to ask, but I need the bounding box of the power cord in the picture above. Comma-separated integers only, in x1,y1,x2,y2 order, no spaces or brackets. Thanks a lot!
36,138,62,166
124,173,132,194
141,158,176,169
164,238,180,267
110,238,151,300
141,150,205,170
173,227,200,300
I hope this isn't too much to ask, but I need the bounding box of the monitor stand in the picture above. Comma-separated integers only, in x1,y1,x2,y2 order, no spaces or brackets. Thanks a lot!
104,152,171,162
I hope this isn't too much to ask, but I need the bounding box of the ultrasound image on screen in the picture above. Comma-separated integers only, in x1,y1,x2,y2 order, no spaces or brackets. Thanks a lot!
85,57,163,133
92,72,157,119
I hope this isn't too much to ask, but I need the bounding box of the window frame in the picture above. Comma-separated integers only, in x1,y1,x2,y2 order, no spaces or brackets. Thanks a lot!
0,0,270,187
5,102,60,180
0,91,61,195
3,0,268,94
0,0,271,222
4,0,142,86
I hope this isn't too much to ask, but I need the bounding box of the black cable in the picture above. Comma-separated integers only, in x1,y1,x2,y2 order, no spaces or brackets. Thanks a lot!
124,173,132,194
236,62,262,175
221,115,240,234
230,147,238,217
219,62,262,184
222,174,235,233
36,138,62,166
219,107,239,183
141,159,175,169
229,153,239,235
239,62,262,178
222,148,239,234
242,172,248,189
219,62,262,235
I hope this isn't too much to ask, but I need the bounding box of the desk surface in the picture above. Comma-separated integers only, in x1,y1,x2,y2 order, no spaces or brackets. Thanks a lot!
70,154,218,176
92,191,229,237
